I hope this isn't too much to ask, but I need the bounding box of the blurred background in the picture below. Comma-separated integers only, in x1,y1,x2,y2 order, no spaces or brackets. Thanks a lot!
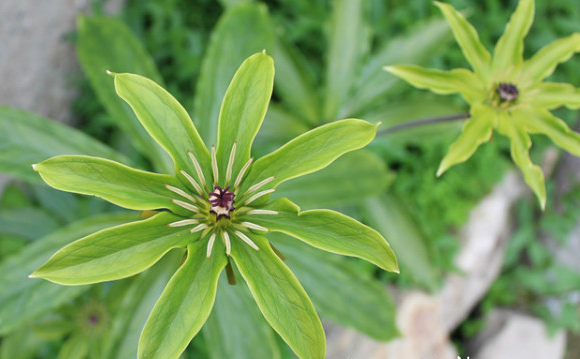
1,0,580,358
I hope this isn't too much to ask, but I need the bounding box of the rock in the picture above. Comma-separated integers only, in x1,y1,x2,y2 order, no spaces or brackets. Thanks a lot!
471,309,566,359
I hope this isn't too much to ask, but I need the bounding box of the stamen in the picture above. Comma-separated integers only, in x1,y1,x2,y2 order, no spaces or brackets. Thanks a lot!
234,230,260,251
240,221,269,232
242,189,275,206
222,231,231,256
246,209,279,215
225,142,237,185
206,233,217,258
165,184,199,204
168,219,199,227
188,151,207,191
244,176,276,195
233,157,253,191
211,145,219,186
190,223,208,233
172,199,200,213
179,170,204,196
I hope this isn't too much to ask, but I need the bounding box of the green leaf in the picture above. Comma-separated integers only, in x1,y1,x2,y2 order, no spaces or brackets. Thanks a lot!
202,276,281,359
242,119,378,193
0,207,59,240
324,0,369,122
255,198,398,272
231,234,325,359
434,1,492,81
57,335,89,359
349,18,451,114
216,52,274,179
492,0,534,72
254,104,310,154
34,155,183,213
271,232,398,341
0,328,43,359
138,242,227,359
114,73,211,184
274,150,393,210
527,82,580,110
31,212,191,285
437,104,495,176
362,194,439,290
498,112,546,209
0,106,127,183
0,213,133,335
520,108,580,158
193,3,274,145
77,16,171,173
385,65,485,103
523,33,580,83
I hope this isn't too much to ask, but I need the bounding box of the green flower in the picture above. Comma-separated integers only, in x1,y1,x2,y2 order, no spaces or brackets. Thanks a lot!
29,52,398,359
386,0,580,208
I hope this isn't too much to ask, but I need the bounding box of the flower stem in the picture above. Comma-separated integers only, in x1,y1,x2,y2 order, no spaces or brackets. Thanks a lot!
377,113,470,136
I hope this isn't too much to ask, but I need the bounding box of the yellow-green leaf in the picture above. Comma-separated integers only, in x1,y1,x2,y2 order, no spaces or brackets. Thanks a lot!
522,33,580,83
492,0,534,72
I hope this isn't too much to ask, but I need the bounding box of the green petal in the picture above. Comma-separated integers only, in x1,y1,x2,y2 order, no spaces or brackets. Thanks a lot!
30,212,191,285
253,198,398,272
241,119,377,193
525,82,580,110
385,65,485,103
522,33,580,83
437,104,496,176
138,242,226,359
434,1,492,81
519,108,580,158
216,52,274,179
498,112,546,209
230,234,326,359
113,73,211,185
34,155,183,213
492,0,534,72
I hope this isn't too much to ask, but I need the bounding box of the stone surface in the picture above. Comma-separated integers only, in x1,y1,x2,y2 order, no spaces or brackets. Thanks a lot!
471,309,566,359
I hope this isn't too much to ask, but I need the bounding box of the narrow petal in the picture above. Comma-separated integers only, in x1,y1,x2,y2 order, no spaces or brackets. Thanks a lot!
497,112,546,209
138,241,227,359
437,104,496,176
230,234,326,359
34,155,183,213
385,65,485,103
434,1,492,81
216,52,274,179
493,0,534,72
30,213,191,285
522,33,580,83
524,82,580,110
253,198,398,273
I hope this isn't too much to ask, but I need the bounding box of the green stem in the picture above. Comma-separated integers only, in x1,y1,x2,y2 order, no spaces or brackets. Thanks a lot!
377,113,470,136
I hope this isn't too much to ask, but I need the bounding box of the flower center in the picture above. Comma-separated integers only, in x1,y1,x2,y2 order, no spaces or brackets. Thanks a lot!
209,185,235,220
497,82,519,102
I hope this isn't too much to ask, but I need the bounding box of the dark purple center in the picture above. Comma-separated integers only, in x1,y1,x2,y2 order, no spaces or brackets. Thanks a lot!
88,314,100,326
497,83,519,102
208,185,235,219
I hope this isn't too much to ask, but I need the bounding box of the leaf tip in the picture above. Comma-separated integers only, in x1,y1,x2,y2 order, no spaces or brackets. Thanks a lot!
262,48,266,54
105,69,116,77
31,163,38,171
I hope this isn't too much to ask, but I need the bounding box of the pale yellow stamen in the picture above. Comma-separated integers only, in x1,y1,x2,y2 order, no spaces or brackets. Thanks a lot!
242,189,275,206
246,209,279,215
234,230,259,251
188,151,207,191
222,231,231,256
234,157,253,191
225,142,237,185
168,219,199,227
211,145,219,186
240,221,269,232
166,184,199,204
190,223,208,233
244,176,275,196
172,199,200,213
206,233,217,258
179,170,204,196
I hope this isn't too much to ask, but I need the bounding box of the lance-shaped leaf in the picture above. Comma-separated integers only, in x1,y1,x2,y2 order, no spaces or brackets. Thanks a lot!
434,1,492,81
499,113,546,209
271,233,398,341
385,65,485,103
231,234,325,359
30,212,191,285
77,16,171,173
527,82,580,110
492,0,534,71
113,73,211,181
242,119,378,193
57,335,89,359
523,33,580,83
216,51,274,177
138,241,227,359
254,198,398,272
520,108,580,158
437,104,495,176
34,155,183,213
0,106,127,183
